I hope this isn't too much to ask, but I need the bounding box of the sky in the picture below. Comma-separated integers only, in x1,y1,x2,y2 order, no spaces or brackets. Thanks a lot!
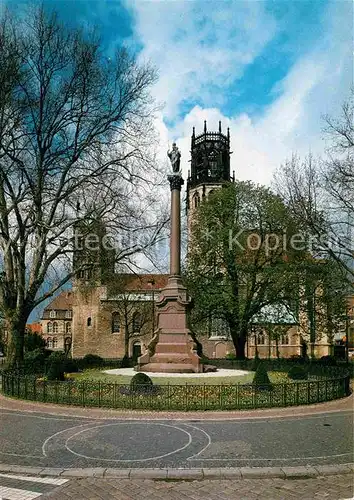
4,0,353,186
1,0,352,320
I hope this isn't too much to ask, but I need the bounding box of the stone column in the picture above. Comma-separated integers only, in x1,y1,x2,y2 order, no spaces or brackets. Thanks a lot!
168,174,184,277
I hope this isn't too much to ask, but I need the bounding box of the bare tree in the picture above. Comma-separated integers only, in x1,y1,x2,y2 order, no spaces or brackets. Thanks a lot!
0,7,165,368
273,92,354,280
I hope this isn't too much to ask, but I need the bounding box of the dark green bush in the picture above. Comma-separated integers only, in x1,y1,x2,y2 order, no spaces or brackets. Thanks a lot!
252,363,272,390
24,332,46,353
225,352,237,360
63,358,79,373
288,365,308,380
126,372,156,395
320,355,337,366
121,355,131,368
46,351,66,381
289,355,306,364
130,372,153,388
81,354,104,368
23,348,46,375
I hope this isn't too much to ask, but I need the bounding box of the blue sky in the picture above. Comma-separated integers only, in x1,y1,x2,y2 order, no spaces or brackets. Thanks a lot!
4,0,352,185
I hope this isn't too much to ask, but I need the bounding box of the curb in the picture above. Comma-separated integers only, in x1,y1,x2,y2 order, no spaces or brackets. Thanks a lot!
0,464,353,480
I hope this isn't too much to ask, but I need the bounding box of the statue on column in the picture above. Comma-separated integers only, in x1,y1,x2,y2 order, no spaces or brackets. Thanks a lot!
167,143,181,173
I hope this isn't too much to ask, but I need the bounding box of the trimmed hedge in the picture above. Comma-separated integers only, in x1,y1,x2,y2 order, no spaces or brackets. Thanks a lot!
288,365,308,380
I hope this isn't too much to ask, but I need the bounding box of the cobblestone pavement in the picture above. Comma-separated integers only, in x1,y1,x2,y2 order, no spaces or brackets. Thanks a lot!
43,475,354,500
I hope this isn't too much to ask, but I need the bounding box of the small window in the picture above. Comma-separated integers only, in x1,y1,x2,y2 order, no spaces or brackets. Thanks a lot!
193,193,200,209
132,312,143,333
281,334,289,345
65,310,72,319
87,317,92,327
47,322,53,334
65,322,71,334
52,338,58,348
46,337,52,348
49,310,56,319
53,322,58,334
257,333,265,345
112,312,120,333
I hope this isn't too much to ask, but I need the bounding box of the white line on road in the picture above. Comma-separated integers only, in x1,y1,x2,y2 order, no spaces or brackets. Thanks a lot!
0,473,68,485
0,485,42,500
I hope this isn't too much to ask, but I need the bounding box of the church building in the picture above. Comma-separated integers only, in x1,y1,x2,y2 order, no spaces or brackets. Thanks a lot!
40,124,333,360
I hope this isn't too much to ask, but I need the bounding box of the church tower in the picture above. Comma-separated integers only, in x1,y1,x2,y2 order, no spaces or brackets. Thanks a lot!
186,121,233,240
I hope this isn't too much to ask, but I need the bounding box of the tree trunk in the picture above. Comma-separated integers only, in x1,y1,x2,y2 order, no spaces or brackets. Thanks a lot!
5,313,27,370
230,330,247,359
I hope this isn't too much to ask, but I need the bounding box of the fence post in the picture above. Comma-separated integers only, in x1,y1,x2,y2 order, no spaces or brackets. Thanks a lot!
98,381,101,408
24,377,28,399
43,379,46,402
283,384,286,407
33,378,36,401
185,383,188,412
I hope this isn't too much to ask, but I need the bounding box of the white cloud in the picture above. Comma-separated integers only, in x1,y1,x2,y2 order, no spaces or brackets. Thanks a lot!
157,0,352,187
126,0,277,119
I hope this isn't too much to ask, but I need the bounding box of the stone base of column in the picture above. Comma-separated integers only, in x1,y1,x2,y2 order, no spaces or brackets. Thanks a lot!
135,276,203,373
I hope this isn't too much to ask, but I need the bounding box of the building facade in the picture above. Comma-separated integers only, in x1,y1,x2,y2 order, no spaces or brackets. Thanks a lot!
39,124,334,360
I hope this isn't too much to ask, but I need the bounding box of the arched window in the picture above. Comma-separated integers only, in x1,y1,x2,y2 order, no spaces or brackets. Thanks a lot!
46,338,52,348
53,322,58,334
52,338,58,348
87,317,92,327
64,337,72,354
281,334,289,345
193,192,200,209
49,310,56,319
112,312,120,333
47,322,53,334
132,312,143,333
65,322,71,334
257,333,265,345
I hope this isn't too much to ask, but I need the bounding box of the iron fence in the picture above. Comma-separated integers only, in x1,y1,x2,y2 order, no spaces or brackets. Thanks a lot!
1,371,350,411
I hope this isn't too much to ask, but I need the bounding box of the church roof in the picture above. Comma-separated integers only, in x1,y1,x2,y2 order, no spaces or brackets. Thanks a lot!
108,274,169,293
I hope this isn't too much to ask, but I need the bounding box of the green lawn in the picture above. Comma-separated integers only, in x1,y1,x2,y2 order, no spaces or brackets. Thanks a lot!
68,369,290,386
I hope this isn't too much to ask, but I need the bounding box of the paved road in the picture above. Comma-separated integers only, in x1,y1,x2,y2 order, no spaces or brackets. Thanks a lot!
0,408,353,469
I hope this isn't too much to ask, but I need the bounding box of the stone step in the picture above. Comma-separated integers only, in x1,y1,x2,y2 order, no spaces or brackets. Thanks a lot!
155,343,190,354
139,363,198,373
150,353,194,363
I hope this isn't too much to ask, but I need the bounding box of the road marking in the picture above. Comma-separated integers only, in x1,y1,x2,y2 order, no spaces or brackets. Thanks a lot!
188,452,353,461
65,422,193,462
0,473,68,486
183,423,212,460
0,452,43,459
42,422,96,457
0,485,42,499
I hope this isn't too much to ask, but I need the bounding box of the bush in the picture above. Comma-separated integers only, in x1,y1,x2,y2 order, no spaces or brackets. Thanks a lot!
320,355,337,366
46,351,67,381
288,365,308,380
121,355,131,368
129,372,155,394
24,332,46,353
23,348,46,375
252,353,261,371
289,355,306,364
252,363,272,390
63,358,79,373
81,354,104,368
226,352,237,360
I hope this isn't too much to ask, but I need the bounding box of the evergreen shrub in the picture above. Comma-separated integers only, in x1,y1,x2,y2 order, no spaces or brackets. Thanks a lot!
288,365,308,380
252,362,272,390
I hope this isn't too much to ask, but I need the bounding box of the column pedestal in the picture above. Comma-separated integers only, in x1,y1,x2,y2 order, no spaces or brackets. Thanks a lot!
135,172,203,373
